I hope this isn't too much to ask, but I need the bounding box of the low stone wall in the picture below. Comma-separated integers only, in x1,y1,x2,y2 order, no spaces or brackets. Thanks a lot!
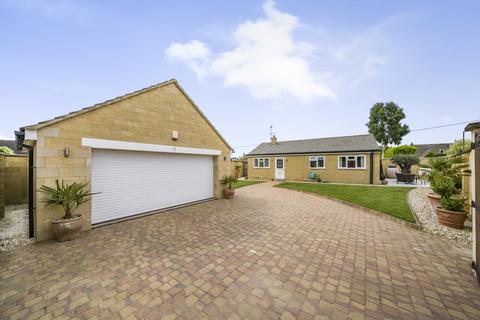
3,155,28,205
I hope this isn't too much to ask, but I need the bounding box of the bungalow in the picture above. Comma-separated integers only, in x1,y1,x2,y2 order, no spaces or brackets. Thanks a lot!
247,134,381,184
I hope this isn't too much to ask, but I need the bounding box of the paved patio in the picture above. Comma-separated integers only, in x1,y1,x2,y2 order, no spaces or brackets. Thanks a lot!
1,182,479,320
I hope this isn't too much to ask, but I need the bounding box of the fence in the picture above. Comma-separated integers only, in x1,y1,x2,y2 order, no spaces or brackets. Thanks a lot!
0,156,4,219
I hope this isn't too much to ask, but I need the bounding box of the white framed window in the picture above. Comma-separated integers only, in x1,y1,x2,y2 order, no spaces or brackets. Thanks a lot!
309,156,325,169
253,158,270,168
338,155,366,169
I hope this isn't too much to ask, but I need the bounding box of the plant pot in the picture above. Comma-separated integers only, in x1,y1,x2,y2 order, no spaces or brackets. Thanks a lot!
435,207,467,229
425,192,441,211
51,215,82,242
223,188,235,199
386,165,398,179
396,172,415,184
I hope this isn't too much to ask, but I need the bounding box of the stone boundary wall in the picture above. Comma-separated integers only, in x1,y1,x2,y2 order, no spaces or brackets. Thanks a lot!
3,155,28,205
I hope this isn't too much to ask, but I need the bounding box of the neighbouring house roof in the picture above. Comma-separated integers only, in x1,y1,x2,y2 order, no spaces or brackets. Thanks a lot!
0,139,26,154
247,134,380,156
414,143,451,157
20,79,233,151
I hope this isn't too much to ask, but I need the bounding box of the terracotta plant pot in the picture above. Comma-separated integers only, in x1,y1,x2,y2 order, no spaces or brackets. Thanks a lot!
51,215,82,242
223,188,235,199
435,207,467,229
426,193,441,211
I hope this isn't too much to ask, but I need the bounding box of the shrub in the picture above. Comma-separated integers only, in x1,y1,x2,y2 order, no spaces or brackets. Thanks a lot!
391,154,420,174
447,139,471,156
430,175,458,198
426,155,467,190
0,146,14,155
221,175,238,189
39,180,95,219
440,195,467,212
384,145,417,158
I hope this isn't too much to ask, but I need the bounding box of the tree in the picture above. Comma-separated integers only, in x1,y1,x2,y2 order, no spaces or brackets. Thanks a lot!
384,145,416,158
391,154,419,174
366,102,410,148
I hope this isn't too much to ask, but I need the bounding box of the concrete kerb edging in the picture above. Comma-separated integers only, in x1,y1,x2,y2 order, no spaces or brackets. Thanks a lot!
274,183,422,231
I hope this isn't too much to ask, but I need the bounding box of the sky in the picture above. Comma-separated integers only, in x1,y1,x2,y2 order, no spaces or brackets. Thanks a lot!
1,0,479,156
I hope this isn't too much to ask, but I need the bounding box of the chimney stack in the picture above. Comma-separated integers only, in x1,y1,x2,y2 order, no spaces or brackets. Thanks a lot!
271,135,277,144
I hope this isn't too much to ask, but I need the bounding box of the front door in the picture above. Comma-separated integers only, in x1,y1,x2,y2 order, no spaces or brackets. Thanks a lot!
275,157,285,180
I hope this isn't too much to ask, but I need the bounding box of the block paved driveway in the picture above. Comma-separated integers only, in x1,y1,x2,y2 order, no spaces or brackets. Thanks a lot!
1,182,479,320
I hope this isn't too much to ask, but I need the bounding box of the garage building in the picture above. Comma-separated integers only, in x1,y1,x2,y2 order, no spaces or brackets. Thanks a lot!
16,79,232,241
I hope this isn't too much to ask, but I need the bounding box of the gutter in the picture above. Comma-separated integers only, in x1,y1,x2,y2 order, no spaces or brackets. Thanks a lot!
15,129,35,238
247,149,382,157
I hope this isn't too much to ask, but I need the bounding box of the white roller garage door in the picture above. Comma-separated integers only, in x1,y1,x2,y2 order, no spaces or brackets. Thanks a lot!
91,149,214,224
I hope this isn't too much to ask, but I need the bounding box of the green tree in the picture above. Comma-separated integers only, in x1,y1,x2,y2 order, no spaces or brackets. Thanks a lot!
384,145,417,158
366,102,410,148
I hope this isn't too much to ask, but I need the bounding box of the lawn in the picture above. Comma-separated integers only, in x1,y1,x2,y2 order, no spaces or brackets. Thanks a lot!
232,180,266,189
276,182,416,223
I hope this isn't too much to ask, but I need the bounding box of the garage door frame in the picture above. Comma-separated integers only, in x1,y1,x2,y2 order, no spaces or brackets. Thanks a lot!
82,138,221,225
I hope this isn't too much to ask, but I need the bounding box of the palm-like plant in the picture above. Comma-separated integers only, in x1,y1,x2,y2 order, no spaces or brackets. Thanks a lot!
221,175,238,189
39,180,95,219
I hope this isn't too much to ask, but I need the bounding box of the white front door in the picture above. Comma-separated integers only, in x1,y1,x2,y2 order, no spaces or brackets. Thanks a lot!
275,157,285,180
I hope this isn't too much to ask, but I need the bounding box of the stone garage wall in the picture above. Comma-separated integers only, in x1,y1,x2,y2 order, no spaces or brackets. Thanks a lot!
30,82,232,241
4,155,28,205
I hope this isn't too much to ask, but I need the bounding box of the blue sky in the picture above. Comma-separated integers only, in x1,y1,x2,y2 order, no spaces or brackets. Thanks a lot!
1,0,478,156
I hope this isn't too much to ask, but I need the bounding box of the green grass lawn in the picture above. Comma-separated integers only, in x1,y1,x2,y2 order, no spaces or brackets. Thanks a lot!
232,180,266,189
276,182,416,223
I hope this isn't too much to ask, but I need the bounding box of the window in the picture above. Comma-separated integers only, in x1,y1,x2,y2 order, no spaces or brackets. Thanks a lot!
338,155,366,169
309,156,325,169
253,158,270,168
276,158,284,169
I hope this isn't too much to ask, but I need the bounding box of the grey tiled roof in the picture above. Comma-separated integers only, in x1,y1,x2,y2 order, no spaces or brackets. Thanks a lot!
414,143,451,157
248,134,380,156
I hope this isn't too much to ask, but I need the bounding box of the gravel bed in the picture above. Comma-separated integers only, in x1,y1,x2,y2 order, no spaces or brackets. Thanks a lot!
0,204,34,252
408,188,472,243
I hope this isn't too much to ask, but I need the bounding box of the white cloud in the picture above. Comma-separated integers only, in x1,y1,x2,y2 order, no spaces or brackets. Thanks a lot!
165,0,334,102
165,1,399,102
165,40,211,79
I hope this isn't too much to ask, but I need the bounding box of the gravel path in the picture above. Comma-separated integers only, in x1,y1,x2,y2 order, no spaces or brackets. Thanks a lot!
408,188,472,243
0,205,34,251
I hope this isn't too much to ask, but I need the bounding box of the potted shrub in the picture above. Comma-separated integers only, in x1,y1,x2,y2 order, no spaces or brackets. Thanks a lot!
436,195,468,229
39,180,95,242
425,156,467,211
221,175,237,199
391,154,420,183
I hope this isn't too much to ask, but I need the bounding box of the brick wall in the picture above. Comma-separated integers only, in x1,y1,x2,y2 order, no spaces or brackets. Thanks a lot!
248,152,381,184
4,155,28,205
28,83,231,241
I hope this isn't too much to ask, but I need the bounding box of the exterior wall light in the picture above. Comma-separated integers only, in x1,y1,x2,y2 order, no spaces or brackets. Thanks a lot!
64,147,70,158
